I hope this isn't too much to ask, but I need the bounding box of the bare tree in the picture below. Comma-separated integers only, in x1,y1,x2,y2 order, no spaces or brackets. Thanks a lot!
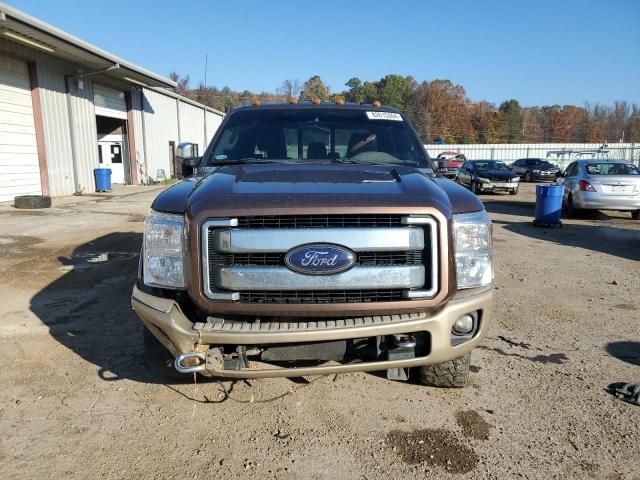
169,71,190,95
277,79,302,99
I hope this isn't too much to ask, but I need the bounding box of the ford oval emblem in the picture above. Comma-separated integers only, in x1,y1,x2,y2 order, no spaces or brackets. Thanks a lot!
284,243,356,275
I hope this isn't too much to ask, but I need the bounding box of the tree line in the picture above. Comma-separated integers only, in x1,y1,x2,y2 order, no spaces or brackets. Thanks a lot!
170,72,640,144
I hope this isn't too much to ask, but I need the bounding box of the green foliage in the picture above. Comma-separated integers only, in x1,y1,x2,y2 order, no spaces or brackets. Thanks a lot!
299,75,329,101
499,99,523,142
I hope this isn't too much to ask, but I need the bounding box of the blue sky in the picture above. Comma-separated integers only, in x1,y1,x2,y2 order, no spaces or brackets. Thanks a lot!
8,0,640,106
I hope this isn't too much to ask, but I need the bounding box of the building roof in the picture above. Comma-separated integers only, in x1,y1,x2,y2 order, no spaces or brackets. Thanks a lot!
0,2,176,88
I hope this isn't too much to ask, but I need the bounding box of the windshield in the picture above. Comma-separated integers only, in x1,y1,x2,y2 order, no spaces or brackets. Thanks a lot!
474,161,510,172
538,161,556,169
585,163,639,176
206,108,429,168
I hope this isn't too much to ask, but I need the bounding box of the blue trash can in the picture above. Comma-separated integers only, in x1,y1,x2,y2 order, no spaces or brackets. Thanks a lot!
533,184,564,226
94,168,112,192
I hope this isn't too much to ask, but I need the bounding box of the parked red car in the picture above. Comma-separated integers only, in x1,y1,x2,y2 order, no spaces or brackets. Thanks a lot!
435,151,466,178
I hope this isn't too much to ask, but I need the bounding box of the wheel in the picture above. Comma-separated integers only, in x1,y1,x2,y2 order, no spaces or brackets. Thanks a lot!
14,195,51,209
509,185,519,195
566,194,581,218
632,210,640,220
143,327,185,381
417,352,471,388
524,171,532,182
470,181,479,195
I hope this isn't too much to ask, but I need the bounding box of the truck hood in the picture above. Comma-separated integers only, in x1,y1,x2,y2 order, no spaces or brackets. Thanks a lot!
152,163,483,217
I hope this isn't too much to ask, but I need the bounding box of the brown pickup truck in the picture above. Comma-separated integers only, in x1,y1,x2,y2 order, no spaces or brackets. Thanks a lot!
131,101,493,387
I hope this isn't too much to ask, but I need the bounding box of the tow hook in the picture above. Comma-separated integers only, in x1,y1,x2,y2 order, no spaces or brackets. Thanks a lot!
174,352,206,374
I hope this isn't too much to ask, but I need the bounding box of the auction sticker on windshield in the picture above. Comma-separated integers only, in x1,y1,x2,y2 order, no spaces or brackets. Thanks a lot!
366,111,403,121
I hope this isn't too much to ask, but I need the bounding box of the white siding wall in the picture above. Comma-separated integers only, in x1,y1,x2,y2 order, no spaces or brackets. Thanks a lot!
178,101,205,152
0,53,40,201
67,78,99,194
141,88,178,182
1,38,224,194
206,110,223,145
0,38,76,196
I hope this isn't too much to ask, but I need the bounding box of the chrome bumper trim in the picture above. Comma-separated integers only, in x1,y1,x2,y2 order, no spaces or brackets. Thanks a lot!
214,265,425,291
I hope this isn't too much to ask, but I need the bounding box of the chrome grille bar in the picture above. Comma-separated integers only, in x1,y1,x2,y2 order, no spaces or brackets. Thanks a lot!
213,265,425,291
211,227,424,253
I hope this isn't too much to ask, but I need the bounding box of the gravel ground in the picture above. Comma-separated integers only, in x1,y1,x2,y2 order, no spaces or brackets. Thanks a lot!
0,183,638,479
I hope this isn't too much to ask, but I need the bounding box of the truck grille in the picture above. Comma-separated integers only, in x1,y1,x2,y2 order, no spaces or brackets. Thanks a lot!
202,215,438,303
209,251,423,267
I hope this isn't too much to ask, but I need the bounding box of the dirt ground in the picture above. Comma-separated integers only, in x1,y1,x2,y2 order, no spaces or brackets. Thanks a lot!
0,183,638,479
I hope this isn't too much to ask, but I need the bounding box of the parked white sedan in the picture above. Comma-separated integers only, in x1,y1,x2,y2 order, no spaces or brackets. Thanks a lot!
557,160,640,219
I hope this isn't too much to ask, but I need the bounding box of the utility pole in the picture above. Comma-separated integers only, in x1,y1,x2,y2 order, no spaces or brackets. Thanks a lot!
204,53,208,90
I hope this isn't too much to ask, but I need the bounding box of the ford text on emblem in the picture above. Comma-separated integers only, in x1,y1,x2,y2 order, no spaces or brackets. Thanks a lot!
284,244,356,275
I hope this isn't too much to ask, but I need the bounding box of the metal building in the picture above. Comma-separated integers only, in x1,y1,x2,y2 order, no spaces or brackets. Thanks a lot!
0,2,224,202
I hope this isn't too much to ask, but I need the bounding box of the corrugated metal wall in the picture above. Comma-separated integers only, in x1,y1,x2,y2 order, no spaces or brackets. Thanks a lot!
66,78,99,194
0,53,41,201
141,88,178,181
178,101,205,152
1,37,224,195
0,38,75,196
206,110,223,144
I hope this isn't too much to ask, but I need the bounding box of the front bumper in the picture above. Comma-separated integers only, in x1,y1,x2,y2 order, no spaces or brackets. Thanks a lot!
479,181,519,192
533,173,558,181
573,191,640,211
131,285,494,378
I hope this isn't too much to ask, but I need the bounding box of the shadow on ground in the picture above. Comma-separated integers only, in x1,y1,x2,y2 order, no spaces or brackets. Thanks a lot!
29,232,168,384
490,217,640,261
606,341,640,367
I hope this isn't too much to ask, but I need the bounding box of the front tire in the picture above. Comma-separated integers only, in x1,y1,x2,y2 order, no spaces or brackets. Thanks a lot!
509,185,519,195
471,181,479,195
525,171,532,182
632,210,640,220
417,352,471,388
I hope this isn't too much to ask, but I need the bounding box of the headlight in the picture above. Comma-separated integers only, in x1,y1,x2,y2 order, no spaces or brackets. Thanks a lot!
477,177,491,183
513,176,520,182
533,169,541,173
453,211,493,289
144,211,186,288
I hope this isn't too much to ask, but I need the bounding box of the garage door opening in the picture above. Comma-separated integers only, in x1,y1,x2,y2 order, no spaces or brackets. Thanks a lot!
0,54,41,202
96,115,130,185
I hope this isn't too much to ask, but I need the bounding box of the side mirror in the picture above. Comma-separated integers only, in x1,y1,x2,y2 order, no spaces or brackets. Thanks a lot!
175,142,200,179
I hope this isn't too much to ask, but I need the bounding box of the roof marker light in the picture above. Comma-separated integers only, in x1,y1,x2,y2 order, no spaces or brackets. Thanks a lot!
251,98,261,107
372,100,381,108
288,97,298,104
311,96,321,104
335,95,345,105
